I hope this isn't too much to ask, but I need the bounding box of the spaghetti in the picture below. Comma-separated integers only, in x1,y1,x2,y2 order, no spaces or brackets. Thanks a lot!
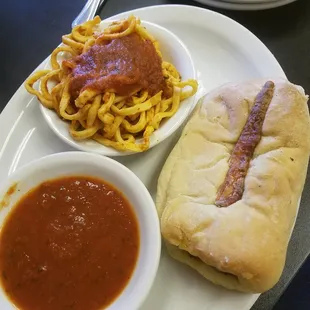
25,16,198,152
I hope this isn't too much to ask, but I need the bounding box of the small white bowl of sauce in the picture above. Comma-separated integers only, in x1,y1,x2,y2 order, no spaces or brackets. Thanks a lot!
0,152,161,310
40,17,197,156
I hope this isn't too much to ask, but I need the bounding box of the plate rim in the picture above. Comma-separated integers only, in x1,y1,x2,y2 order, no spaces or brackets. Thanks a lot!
191,0,297,11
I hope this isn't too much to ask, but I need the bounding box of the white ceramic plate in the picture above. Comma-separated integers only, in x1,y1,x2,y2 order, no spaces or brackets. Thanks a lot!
0,4,287,310
193,0,296,10
41,20,196,157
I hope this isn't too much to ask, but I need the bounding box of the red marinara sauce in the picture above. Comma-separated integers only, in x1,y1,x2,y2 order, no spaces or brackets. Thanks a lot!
0,176,139,310
63,33,169,99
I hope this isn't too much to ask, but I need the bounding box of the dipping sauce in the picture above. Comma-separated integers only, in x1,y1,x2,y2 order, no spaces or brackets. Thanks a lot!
63,33,168,98
0,176,139,310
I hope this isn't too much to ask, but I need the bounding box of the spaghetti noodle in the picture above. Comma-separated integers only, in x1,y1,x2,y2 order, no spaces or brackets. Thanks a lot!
25,16,198,152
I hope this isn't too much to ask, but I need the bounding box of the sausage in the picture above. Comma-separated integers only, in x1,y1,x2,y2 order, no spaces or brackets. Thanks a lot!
215,81,275,208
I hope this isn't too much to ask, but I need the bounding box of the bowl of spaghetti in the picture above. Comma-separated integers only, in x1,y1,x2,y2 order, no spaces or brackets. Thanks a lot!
25,16,198,156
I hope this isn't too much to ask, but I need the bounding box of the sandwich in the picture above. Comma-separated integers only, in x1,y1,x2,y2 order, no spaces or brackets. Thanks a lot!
156,79,310,293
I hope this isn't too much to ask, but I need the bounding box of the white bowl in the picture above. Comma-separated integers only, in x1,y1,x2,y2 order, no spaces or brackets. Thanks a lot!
0,152,161,310
41,20,197,156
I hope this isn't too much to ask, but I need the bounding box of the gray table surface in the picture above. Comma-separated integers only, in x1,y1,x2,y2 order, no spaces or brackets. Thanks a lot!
1,0,310,309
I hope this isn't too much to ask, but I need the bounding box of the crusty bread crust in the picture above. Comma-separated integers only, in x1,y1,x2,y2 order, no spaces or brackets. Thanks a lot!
156,79,310,293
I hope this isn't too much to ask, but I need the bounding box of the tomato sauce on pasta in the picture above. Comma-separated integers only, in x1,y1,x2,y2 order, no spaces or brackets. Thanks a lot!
64,33,169,99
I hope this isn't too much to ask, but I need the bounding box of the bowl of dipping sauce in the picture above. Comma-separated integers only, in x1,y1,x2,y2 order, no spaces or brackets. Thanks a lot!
0,152,161,310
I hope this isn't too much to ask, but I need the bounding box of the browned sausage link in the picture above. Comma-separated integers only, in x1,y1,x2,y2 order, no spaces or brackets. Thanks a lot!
215,81,275,208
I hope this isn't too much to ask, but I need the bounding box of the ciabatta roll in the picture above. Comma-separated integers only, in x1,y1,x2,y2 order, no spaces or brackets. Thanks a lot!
156,79,310,293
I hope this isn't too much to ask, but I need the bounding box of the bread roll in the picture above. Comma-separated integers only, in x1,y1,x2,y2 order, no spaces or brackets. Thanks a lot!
156,79,310,293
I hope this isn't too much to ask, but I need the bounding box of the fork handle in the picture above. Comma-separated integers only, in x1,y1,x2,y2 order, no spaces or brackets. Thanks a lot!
71,0,103,28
